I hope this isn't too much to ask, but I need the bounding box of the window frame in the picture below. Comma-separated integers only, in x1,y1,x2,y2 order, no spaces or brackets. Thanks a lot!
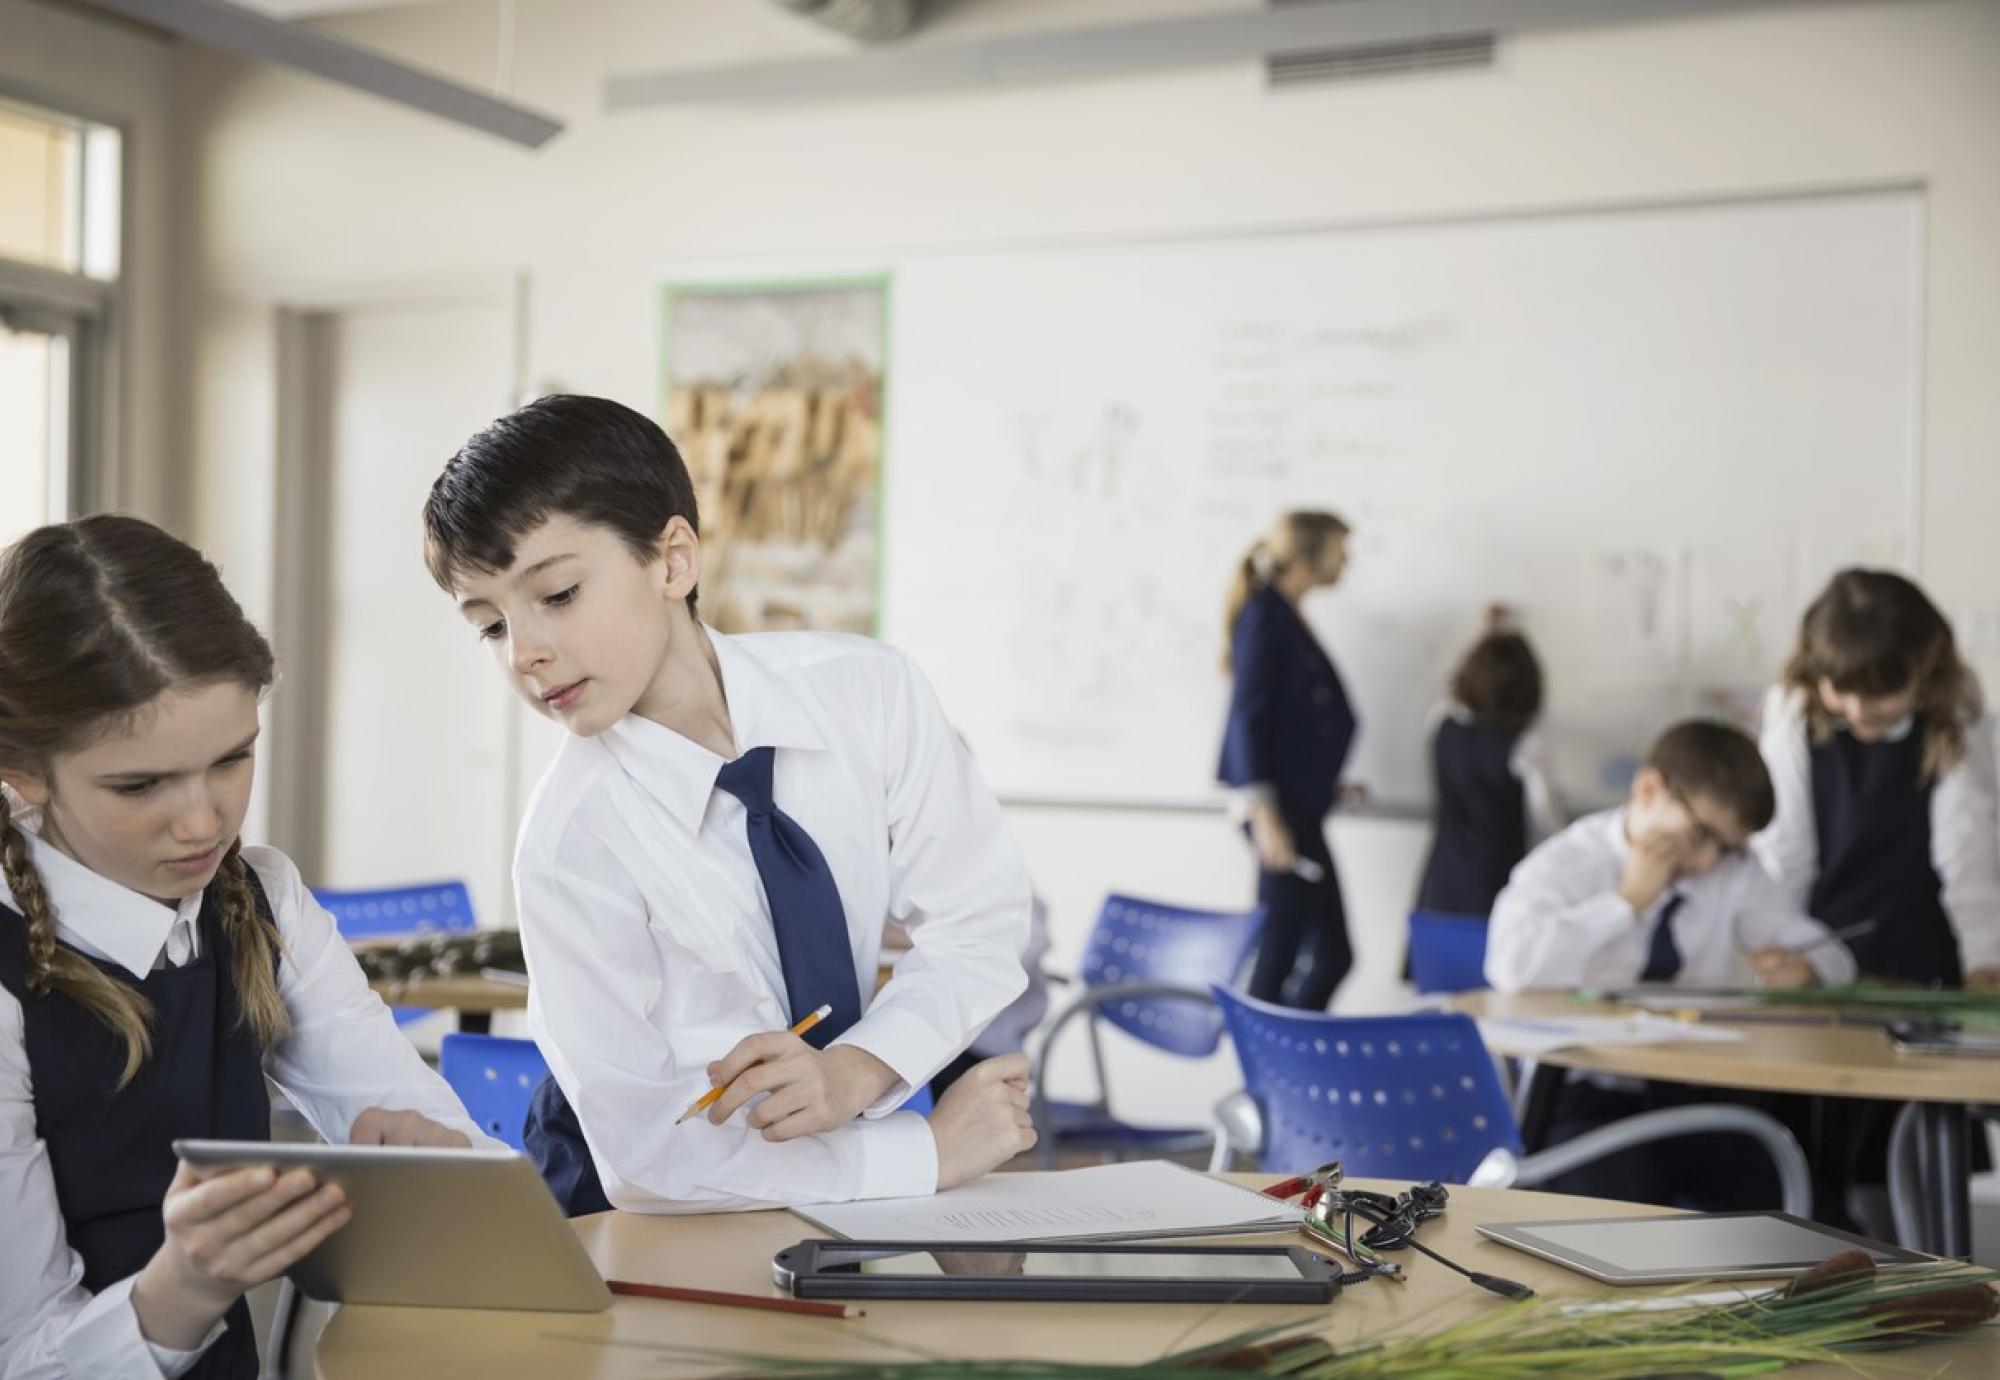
0,82,127,522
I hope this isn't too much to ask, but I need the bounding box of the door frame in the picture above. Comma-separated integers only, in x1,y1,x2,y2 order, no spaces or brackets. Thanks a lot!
267,272,529,907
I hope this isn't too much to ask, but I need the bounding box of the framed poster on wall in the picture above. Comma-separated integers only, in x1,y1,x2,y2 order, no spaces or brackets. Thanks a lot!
660,277,887,634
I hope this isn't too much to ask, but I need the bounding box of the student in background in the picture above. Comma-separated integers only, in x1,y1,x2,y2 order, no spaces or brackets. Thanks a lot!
1415,605,1563,919
1755,568,2000,989
425,395,1035,1218
0,516,486,1380
1485,719,1852,1209
1217,510,1361,1011
1754,569,2000,1229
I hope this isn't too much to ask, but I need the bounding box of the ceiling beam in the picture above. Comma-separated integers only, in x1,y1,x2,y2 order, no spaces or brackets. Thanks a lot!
607,0,1816,108
81,0,562,147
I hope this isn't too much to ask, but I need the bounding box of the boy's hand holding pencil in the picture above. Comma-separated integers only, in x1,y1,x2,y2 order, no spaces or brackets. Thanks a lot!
687,1005,899,1142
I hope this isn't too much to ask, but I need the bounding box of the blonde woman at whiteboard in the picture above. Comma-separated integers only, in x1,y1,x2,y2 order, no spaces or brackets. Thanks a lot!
1217,511,1364,1011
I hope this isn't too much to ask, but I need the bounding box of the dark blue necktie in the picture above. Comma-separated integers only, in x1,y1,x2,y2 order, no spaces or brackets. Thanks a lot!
1641,892,1687,982
714,746,861,1047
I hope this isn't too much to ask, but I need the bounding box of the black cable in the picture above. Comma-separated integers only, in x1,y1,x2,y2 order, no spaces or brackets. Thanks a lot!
1331,1182,1535,1301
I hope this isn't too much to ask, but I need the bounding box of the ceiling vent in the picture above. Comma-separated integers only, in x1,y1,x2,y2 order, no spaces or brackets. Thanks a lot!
771,0,924,43
1267,30,1496,88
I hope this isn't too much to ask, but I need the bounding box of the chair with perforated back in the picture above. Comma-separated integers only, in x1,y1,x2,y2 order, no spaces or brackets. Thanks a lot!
1206,985,1814,1214
1027,894,1264,1167
438,1032,548,1151
313,880,478,1025
1405,910,1492,996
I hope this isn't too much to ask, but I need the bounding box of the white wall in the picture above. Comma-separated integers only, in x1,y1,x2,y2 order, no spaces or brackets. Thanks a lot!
1,0,185,530
169,0,2000,1116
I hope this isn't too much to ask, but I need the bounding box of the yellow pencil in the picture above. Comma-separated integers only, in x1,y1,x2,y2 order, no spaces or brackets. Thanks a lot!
676,1004,833,1125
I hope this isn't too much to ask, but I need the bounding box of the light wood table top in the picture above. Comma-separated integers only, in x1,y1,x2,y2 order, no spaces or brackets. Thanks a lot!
315,1173,1996,1378
365,951,914,1013
1458,990,2000,1103
365,974,529,1013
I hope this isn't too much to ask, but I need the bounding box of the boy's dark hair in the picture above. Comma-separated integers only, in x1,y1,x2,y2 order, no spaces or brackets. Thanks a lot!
1451,628,1543,733
1644,718,1776,834
423,394,701,612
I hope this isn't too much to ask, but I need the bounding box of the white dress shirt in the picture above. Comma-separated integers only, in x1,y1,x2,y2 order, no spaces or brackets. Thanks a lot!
1753,684,2000,974
1485,807,1858,993
514,629,1031,1214
0,819,491,1380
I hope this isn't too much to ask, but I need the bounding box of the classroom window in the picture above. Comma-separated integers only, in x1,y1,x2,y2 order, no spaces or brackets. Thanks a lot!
0,94,121,543
0,324,69,548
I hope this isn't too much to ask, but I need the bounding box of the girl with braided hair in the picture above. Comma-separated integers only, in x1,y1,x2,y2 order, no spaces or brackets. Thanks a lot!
0,515,490,1380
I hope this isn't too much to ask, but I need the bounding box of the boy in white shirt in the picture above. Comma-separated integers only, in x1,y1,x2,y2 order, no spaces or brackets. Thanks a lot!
423,394,1035,1215
1484,718,1854,1210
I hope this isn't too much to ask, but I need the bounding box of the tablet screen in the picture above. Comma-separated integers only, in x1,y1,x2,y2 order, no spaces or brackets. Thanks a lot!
819,1248,1308,1280
1502,1214,1909,1275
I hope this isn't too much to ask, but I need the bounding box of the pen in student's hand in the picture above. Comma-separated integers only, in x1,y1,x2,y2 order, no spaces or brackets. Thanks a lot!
676,1004,833,1125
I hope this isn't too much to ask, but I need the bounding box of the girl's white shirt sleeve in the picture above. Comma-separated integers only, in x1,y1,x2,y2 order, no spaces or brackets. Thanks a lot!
1933,715,2000,974
1752,684,1822,912
0,844,492,1379
1509,726,1567,844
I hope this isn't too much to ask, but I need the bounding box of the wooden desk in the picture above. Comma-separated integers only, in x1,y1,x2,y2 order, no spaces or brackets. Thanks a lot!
366,974,527,1031
366,955,912,1032
315,1174,1997,1378
1458,990,2000,1258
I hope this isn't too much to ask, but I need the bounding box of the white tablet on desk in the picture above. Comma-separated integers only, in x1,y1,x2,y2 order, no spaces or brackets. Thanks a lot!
172,1140,611,1311
1477,1212,1929,1285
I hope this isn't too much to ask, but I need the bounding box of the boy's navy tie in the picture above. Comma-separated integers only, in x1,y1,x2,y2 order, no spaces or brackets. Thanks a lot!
714,745,862,1045
1640,892,1687,983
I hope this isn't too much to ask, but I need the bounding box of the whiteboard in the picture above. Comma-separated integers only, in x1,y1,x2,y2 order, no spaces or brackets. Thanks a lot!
870,189,1924,809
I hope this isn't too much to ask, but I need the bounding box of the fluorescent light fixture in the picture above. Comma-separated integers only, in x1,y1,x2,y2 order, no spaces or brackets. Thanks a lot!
84,0,562,148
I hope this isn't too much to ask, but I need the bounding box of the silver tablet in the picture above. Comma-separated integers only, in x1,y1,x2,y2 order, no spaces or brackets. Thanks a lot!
1477,1211,1929,1285
172,1140,611,1311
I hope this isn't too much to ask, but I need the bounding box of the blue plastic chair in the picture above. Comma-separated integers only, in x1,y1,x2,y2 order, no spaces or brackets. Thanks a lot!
1212,985,1519,1180
439,1032,549,1151
1406,910,1492,996
1207,985,1814,1212
313,880,479,1025
1028,894,1264,1167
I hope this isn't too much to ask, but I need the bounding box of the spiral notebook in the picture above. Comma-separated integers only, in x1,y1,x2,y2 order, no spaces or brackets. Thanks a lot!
791,1161,1303,1244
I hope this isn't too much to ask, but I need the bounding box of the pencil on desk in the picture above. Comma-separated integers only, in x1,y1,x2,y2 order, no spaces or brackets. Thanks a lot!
607,1279,863,1319
1788,919,1878,955
677,1004,834,1124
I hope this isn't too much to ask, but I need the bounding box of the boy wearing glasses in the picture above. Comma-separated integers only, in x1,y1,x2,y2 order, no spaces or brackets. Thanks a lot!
1483,718,1853,1210
1485,719,1854,993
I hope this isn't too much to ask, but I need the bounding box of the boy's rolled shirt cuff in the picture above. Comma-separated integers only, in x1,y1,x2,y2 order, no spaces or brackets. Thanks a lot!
834,1009,954,1118
855,1109,939,1201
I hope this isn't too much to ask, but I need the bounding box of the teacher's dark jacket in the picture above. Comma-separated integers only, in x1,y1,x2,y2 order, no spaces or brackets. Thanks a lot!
1218,584,1357,824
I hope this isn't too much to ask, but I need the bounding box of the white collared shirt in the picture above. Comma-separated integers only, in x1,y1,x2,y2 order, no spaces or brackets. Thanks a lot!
1484,807,1858,993
514,629,1031,1215
1753,684,2000,973
0,820,492,1380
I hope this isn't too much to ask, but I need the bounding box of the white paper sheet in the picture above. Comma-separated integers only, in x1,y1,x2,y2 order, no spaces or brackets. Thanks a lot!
1478,1012,1749,1056
791,1161,1303,1243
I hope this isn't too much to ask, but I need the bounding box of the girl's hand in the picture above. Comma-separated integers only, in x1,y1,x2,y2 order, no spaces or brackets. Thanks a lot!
1248,800,1297,874
350,1106,472,1147
132,1161,350,1350
704,1036,897,1141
